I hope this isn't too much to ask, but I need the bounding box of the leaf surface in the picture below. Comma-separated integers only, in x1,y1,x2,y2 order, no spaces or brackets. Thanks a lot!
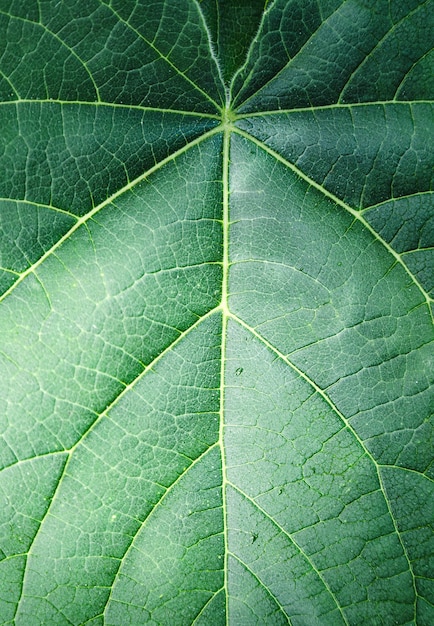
0,1,433,624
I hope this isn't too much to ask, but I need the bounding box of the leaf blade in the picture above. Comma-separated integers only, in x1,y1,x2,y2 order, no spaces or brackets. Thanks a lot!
0,0,433,623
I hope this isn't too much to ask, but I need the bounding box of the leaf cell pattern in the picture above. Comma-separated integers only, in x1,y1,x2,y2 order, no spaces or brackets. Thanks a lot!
0,1,433,624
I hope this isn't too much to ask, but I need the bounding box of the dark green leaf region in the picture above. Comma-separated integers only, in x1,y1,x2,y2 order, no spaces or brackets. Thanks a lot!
0,1,433,624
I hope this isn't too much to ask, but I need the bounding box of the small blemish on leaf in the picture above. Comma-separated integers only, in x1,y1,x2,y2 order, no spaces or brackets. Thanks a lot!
235,367,243,376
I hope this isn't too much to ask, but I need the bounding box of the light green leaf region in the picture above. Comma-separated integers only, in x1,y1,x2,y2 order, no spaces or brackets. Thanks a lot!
0,1,433,624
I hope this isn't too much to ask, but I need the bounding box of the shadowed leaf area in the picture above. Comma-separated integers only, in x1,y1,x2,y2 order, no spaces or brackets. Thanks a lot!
0,0,433,624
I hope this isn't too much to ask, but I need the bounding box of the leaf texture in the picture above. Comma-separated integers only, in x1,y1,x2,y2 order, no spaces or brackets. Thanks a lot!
0,1,433,624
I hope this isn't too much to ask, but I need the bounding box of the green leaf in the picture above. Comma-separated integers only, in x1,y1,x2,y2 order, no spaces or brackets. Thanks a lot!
0,0,433,624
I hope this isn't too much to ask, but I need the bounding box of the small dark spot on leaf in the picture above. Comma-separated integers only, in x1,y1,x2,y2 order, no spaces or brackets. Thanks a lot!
235,367,243,376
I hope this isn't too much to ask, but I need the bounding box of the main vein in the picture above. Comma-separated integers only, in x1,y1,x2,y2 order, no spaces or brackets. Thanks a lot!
219,121,231,621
